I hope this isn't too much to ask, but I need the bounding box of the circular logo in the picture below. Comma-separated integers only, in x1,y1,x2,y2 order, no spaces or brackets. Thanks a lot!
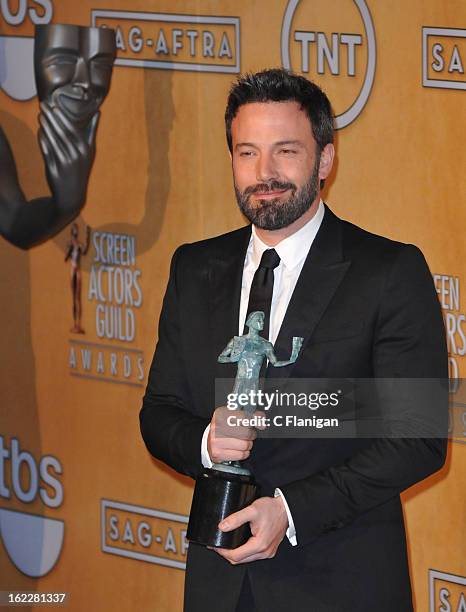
281,0,376,129
0,35,37,101
0,0,54,101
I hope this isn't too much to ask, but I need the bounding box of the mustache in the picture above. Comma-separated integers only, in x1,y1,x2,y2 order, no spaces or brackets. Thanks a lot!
243,180,297,197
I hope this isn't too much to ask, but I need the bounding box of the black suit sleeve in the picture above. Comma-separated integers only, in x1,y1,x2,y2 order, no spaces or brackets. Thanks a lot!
139,246,210,479
281,244,448,545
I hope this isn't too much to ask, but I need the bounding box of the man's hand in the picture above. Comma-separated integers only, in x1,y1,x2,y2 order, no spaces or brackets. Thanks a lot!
211,496,288,564
207,406,259,464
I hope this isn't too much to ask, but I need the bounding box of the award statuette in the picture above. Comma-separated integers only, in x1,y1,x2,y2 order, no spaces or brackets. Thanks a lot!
187,311,303,549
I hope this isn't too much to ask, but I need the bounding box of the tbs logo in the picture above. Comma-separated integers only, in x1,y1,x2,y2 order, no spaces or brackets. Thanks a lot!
0,0,54,100
0,435,64,577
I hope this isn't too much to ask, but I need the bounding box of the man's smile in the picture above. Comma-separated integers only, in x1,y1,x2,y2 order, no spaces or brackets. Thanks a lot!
254,189,289,198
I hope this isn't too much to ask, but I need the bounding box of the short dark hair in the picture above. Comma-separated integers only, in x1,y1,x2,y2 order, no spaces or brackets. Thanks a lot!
225,68,334,153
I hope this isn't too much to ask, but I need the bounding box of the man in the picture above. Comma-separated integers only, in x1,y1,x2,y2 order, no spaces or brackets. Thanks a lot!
140,69,447,611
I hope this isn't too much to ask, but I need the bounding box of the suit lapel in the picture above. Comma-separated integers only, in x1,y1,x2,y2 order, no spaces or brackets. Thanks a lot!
267,206,351,380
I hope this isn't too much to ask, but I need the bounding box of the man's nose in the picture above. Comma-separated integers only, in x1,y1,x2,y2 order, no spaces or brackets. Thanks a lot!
256,153,278,183
72,58,91,93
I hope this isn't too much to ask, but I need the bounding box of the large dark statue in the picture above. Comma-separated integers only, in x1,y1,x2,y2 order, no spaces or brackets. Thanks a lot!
0,24,116,249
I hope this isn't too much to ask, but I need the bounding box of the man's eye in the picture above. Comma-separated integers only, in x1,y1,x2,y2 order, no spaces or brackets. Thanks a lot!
279,149,296,155
239,151,255,157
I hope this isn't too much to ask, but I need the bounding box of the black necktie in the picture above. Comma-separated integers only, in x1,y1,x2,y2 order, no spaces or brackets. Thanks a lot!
244,248,281,340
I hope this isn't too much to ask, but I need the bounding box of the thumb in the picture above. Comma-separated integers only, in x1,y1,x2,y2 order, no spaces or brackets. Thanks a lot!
219,505,254,532
254,410,267,430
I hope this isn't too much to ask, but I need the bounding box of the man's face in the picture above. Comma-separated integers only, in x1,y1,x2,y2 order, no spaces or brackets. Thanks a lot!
231,101,328,230
34,25,115,127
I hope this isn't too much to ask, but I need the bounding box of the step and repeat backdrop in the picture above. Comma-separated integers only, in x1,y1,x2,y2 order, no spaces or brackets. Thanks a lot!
0,1,465,610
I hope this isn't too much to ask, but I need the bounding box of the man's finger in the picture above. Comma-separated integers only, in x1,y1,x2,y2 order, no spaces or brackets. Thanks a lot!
253,410,268,430
214,407,257,439
210,449,250,463
214,536,264,564
219,550,268,564
231,552,267,564
216,421,257,441
214,437,252,451
219,505,256,532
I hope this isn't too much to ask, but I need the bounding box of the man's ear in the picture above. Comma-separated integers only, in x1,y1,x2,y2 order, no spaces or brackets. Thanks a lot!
319,143,335,181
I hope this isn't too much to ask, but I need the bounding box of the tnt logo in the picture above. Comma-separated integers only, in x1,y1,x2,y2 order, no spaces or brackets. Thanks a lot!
429,570,466,612
281,0,376,128
422,27,466,90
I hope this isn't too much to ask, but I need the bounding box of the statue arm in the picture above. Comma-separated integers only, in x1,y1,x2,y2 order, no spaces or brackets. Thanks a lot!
218,339,237,363
267,336,303,368
266,345,293,367
0,120,80,250
0,126,39,248
1,193,73,250
0,102,100,250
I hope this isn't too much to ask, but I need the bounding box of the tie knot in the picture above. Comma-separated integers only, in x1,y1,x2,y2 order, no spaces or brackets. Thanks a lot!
259,248,280,270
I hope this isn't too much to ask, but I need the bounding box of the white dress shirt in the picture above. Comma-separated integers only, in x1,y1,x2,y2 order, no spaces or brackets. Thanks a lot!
201,200,326,546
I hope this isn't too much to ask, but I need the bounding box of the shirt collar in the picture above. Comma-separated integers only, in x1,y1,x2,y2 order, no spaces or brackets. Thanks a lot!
251,200,325,270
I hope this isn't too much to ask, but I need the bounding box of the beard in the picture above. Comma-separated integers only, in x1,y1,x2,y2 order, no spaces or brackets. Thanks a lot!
234,157,320,231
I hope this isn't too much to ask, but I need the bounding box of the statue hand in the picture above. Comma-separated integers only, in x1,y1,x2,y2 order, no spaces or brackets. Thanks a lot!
38,102,99,215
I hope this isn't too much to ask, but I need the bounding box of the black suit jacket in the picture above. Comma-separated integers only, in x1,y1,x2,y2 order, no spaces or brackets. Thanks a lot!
140,206,448,612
